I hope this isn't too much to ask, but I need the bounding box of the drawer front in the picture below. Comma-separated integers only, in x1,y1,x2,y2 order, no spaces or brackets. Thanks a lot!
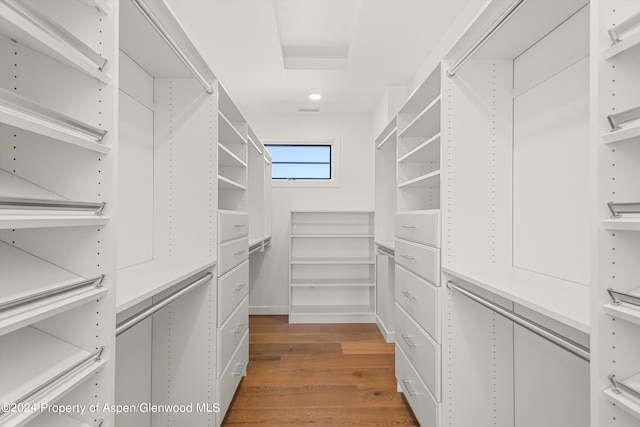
395,211,440,248
395,264,440,342
219,237,249,276
217,332,248,422
219,211,249,243
217,296,249,376
395,239,440,284
396,345,441,427
395,303,441,401
218,260,249,327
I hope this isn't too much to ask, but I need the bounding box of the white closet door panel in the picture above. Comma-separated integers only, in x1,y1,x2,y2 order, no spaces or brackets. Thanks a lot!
117,91,153,269
514,325,589,427
513,57,590,286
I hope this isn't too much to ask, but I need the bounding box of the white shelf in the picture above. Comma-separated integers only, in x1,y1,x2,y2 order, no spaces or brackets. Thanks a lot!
601,123,640,145
291,234,374,238
376,118,397,150
219,111,246,146
398,170,441,189
376,240,395,253
0,1,110,84
28,413,93,427
290,278,375,287
603,31,640,60
603,301,640,326
398,96,441,139
443,265,590,333
0,90,108,154
398,133,441,164
0,241,107,336
219,143,247,168
218,175,247,191
290,257,375,265
116,258,216,313
604,386,640,421
0,327,106,426
218,83,246,123
602,217,640,231
290,304,375,316
398,63,441,115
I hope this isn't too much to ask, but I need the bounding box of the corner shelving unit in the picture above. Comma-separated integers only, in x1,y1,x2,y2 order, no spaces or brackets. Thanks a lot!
593,1,640,426
0,0,117,425
289,211,375,323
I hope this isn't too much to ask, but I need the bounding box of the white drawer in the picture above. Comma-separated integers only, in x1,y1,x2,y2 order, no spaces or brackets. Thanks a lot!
395,239,440,284
396,345,440,427
219,211,249,243
395,211,440,248
219,237,249,276
217,296,249,376
395,303,441,401
217,332,248,423
395,264,440,342
218,260,249,327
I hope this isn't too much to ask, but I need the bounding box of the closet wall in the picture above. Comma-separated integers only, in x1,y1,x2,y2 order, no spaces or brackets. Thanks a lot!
247,112,374,314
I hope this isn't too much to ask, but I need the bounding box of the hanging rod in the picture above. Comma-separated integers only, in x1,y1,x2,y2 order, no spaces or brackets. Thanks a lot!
0,197,105,213
248,135,263,155
116,272,213,336
607,201,640,218
446,0,530,77
129,0,214,95
249,242,263,254
0,88,107,142
608,11,640,45
1,0,109,71
376,246,394,257
607,105,640,131
0,275,104,311
447,281,590,362
607,288,640,308
11,346,105,409
609,374,640,401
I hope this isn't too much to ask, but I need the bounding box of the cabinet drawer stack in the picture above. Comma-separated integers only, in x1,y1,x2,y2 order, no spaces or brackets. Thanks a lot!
217,210,250,423
394,210,442,425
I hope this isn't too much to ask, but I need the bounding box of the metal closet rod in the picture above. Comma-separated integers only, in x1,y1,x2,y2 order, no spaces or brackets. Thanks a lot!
608,10,640,45
116,272,213,336
376,246,394,257
446,0,530,77
0,275,104,311
129,0,213,94
0,197,105,213
447,281,590,362
0,88,107,141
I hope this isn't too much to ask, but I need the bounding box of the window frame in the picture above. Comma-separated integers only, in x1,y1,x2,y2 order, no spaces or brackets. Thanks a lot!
264,139,341,188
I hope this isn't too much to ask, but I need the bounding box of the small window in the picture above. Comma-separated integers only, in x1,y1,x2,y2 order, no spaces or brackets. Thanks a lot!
266,144,331,180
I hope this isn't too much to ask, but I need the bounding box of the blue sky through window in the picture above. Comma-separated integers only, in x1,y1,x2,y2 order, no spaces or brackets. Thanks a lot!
266,145,331,180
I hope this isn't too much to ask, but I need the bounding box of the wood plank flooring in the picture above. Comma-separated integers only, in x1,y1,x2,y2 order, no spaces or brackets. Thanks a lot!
222,315,419,426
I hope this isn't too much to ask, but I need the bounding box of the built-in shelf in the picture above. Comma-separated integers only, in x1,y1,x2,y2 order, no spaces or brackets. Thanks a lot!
0,327,107,426
29,413,94,427
602,123,640,145
603,31,640,60
0,241,106,336
376,117,398,150
398,133,441,163
219,111,246,147
218,175,247,191
291,234,374,238
398,170,441,189
602,217,640,231
116,258,216,313
219,143,247,168
290,257,375,265
604,372,640,420
290,304,375,316
0,0,110,83
398,96,441,139
602,287,640,325
0,89,109,153
291,278,374,287
443,265,590,333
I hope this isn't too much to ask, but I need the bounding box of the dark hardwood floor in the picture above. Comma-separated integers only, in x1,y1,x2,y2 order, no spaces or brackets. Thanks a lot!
222,315,419,426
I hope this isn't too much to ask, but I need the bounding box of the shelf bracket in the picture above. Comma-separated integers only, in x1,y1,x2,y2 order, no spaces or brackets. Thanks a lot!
607,288,640,308
608,11,640,45
607,201,640,218
607,105,640,132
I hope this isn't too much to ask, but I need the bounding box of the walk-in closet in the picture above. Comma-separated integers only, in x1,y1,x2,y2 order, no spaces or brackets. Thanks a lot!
0,0,639,426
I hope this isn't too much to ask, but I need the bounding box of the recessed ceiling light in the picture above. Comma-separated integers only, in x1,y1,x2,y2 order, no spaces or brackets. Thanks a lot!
309,93,322,101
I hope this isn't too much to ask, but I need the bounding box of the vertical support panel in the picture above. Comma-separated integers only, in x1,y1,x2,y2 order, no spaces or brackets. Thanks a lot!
248,142,265,244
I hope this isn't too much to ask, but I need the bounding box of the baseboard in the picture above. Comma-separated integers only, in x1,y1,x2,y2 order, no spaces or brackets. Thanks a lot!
249,305,289,315
376,315,396,343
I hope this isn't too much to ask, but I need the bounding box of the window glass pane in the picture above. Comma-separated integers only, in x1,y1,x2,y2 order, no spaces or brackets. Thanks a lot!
266,144,331,180
272,163,331,180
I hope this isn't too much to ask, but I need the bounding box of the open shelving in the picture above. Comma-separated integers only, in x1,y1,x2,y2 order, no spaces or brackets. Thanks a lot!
604,373,640,421
289,211,375,323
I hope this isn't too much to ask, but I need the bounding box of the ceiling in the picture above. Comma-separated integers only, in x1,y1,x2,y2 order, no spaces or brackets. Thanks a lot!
166,0,472,115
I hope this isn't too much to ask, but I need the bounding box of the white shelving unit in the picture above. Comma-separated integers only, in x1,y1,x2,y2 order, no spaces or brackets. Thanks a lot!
0,0,117,425
289,211,375,323
248,126,270,252
593,1,640,426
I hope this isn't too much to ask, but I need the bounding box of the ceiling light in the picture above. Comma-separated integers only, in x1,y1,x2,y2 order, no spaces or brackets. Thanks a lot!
309,93,322,101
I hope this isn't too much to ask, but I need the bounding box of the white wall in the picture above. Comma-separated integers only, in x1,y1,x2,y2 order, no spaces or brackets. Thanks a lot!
246,113,374,313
